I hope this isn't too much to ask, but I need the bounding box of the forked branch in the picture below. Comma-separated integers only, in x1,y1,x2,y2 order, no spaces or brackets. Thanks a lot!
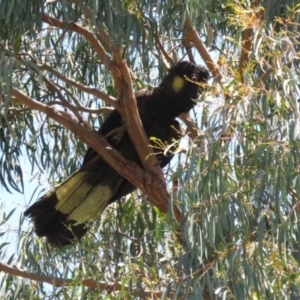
10,89,182,223
39,10,183,234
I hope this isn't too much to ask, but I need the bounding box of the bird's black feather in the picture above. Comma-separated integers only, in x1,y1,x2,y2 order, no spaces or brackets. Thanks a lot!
24,61,209,247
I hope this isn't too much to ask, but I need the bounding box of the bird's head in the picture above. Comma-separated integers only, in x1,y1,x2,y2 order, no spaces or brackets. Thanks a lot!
160,61,209,113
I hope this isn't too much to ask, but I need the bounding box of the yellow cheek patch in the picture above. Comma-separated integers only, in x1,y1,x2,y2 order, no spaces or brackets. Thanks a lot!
172,76,185,93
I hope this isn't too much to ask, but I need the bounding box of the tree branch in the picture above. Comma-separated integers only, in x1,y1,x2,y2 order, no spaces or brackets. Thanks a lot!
40,13,161,177
184,33,196,64
38,63,117,108
42,14,111,65
41,12,183,231
115,61,166,181
0,261,173,298
9,88,182,224
107,61,185,234
42,76,83,121
71,0,112,51
179,113,201,139
184,16,223,84
156,34,173,67
238,0,264,80
238,28,253,80
46,101,113,115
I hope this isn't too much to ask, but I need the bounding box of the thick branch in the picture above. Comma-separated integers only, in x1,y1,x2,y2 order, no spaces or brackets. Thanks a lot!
109,48,182,227
106,62,185,231
0,261,172,298
39,11,183,229
10,89,182,224
116,61,166,183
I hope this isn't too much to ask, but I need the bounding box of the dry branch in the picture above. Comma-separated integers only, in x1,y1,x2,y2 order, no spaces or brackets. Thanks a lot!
10,88,182,223
238,28,253,80
116,61,166,182
156,34,173,67
39,11,183,231
41,12,166,188
179,113,201,139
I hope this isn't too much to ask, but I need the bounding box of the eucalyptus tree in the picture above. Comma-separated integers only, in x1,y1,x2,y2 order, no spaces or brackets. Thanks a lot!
0,0,299,299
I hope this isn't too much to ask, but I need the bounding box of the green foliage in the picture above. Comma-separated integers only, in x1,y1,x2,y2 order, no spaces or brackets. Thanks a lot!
0,0,300,299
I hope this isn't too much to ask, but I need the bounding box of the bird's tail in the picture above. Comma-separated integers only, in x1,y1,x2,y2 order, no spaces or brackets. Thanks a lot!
24,169,113,247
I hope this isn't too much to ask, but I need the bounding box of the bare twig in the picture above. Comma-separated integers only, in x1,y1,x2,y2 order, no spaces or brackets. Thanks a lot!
46,101,113,115
156,34,173,67
171,173,179,194
16,55,116,114
48,82,115,115
252,69,273,88
40,15,121,103
6,107,31,116
43,76,83,121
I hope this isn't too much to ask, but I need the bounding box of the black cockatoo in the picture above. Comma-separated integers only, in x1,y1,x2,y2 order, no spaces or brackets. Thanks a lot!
24,61,209,247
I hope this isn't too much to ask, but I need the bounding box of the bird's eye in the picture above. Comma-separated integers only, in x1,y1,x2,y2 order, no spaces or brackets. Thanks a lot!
191,76,198,82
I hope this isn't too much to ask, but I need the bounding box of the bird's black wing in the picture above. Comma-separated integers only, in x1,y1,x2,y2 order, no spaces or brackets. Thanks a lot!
83,109,122,164
24,61,209,247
